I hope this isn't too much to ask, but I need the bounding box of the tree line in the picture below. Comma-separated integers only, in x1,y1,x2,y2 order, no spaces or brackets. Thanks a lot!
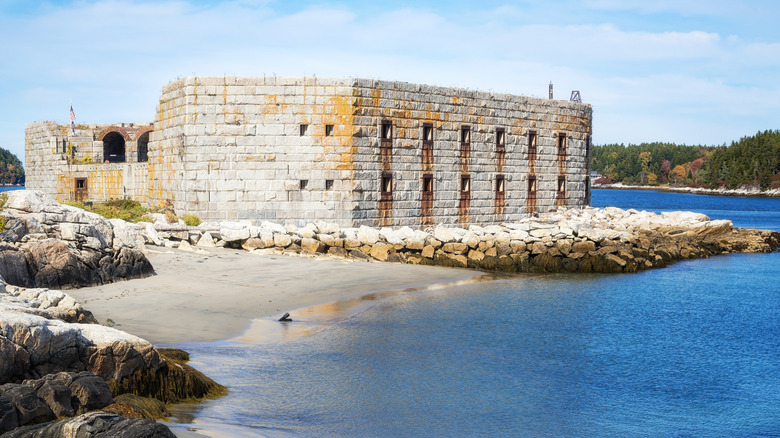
590,130,780,190
0,147,24,186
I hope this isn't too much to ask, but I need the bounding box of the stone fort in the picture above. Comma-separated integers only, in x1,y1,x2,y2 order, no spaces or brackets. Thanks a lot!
25,77,593,227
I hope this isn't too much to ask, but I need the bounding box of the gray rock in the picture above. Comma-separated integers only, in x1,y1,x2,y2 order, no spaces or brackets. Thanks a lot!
3,411,176,438
0,383,54,426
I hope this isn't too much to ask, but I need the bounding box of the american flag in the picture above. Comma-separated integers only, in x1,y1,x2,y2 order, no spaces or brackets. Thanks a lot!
69,104,76,134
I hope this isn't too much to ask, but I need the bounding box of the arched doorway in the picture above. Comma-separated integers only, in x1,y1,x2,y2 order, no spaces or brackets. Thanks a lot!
137,131,150,162
103,132,126,163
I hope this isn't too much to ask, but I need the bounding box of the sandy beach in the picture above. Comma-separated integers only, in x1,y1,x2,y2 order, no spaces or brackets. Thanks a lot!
66,248,484,345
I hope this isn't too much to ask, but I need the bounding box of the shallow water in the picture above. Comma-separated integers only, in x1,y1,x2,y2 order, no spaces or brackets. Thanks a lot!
168,189,780,437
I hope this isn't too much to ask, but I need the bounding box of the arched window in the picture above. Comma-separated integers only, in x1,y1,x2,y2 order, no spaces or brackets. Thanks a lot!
103,132,126,163
137,131,150,162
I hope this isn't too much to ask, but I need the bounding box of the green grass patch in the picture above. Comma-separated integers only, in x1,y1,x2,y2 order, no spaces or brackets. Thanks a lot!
182,214,201,227
66,198,152,223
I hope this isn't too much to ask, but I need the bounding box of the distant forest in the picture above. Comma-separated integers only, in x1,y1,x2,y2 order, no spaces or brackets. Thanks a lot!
0,147,24,185
591,130,780,191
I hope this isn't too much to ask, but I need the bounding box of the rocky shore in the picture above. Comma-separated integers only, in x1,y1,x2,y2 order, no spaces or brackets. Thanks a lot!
1,190,778,435
149,207,779,275
593,182,780,198
0,191,222,436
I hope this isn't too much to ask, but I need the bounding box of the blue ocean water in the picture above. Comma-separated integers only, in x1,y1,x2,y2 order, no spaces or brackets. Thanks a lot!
170,189,780,437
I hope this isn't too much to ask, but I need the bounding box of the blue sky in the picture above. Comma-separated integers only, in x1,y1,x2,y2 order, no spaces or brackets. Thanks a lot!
2,0,780,161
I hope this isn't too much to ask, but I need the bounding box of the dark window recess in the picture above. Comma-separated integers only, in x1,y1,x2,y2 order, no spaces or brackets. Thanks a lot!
528,130,537,160
527,175,538,213
325,125,334,136
423,174,433,193
421,173,434,224
381,174,393,200
300,180,308,190
300,124,308,136
422,123,434,169
381,121,393,140
423,125,433,142
137,131,150,162
460,126,471,144
460,175,471,198
557,133,566,158
558,176,566,193
496,128,506,152
102,131,126,163
460,126,471,161
325,179,334,190
496,175,505,194
380,121,393,166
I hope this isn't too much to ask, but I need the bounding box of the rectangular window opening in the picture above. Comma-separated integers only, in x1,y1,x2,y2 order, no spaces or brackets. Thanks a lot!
325,179,334,191
423,174,433,193
75,178,86,189
557,133,566,157
325,125,334,136
381,174,393,195
496,128,506,151
558,176,566,193
528,130,538,157
528,176,537,193
300,179,308,190
423,125,433,143
496,175,505,193
300,124,308,136
461,175,471,193
381,121,393,140
460,126,471,144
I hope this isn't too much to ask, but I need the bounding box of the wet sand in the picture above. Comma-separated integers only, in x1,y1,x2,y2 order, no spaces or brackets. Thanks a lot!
67,248,482,345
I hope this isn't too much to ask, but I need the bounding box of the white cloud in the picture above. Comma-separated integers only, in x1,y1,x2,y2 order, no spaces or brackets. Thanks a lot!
1,0,780,160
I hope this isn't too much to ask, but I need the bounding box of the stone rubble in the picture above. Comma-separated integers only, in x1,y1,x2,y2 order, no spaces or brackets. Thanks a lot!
141,206,779,273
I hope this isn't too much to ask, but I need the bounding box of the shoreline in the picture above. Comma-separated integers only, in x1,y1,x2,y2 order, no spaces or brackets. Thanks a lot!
593,183,780,198
66,247,484,345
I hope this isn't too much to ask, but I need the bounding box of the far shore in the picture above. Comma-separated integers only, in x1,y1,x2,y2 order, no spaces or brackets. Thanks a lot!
66,248,484,345
593,183,780,198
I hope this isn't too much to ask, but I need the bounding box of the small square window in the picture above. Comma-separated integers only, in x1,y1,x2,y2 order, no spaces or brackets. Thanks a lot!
325,125,334,136
300,124,308,136
300,180,308,190
325,179,334,190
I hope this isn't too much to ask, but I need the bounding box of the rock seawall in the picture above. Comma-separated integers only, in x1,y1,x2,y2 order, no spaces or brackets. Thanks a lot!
147,207,780,274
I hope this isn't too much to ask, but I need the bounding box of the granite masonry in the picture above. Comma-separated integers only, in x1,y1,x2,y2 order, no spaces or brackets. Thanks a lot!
26,77,592,228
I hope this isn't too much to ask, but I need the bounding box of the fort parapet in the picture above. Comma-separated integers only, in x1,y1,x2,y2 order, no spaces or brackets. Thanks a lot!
26,77,593,227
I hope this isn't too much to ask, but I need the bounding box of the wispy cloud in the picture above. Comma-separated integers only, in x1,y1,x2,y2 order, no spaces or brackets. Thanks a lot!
1,0,779,159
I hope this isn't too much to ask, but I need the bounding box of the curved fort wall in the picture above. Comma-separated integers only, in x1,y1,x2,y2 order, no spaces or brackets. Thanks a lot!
26,77,592,227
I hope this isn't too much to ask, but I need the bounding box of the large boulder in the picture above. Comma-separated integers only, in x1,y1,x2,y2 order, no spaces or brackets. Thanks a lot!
0,191,154,289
